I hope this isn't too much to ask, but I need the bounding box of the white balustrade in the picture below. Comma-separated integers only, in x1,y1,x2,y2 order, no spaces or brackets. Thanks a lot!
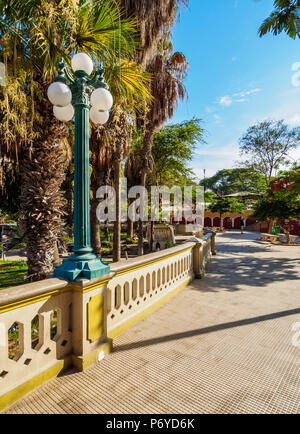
202,234,212,267
107,242,196,334
0,232,216,409
0,280,71,398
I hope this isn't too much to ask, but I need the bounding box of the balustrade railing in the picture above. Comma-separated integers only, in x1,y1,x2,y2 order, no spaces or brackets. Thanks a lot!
0,280,71,400
107,242,195,335
202,233,212,267
0,232,216,410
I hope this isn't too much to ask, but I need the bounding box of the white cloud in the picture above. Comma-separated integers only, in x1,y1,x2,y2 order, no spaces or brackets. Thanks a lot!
219,96,233,107
233,88,261,98
219,88,261,108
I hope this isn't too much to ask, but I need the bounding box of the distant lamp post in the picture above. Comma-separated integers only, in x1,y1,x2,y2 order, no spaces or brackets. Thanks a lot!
48,53,113,281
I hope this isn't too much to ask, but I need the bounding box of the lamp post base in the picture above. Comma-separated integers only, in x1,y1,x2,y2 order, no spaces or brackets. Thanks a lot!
54,257,110,281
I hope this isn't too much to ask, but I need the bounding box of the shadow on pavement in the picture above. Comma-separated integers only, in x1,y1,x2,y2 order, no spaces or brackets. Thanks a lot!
113,307,300,353
190,255,300,293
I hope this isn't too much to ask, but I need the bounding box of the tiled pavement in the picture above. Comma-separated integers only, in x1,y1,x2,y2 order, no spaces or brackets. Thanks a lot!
3,232,300,414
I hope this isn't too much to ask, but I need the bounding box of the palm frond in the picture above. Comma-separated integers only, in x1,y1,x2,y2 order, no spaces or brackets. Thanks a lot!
71,0,137,63
259,0,300,39
104,59,152,111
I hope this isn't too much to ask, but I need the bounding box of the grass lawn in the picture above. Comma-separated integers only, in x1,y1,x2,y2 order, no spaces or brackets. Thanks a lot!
0,232,139,289
0,260,28,289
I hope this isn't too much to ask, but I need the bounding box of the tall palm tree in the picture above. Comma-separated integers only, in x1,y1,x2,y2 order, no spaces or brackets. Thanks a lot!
137,50,188,254
0,0,137,280
89,59,151,262
0,1,71,280
120,0,189,255
109,61,151,262
90,126,112,257
121,0,188,66
124,130,143,238
259,0,300,38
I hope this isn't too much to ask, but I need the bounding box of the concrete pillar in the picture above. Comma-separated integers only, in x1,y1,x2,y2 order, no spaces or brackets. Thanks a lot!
204,229,217,256
71,272,115,371
211,232,217,255
193,242,204,279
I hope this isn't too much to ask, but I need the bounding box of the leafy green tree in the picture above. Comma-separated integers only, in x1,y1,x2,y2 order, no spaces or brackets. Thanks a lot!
252,192,300,244
268,168,300,194
259,0,300,39
148,118,205,187
201,168,266,196
239,120,300,182
204,191,215,203
209,197,245,228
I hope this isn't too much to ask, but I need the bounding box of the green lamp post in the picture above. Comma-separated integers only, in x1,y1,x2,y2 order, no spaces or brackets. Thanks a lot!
47,53,113,281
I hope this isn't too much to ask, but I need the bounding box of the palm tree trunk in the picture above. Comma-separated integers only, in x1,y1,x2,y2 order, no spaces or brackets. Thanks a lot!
62,166,73,230
268,219,275,234
127,212,134,238
150,220,154,252
53,241,60,267
20,96,68,281
138,168,147,255
138,130,154,256
90,128,111,258
113,157,121,262
90,166,104,257
90,196,101,256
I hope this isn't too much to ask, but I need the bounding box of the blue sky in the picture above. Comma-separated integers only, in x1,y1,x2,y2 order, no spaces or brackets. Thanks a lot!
171,0,300,180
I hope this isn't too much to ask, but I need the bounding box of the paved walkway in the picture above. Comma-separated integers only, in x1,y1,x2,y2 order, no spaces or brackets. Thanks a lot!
4,232,300,414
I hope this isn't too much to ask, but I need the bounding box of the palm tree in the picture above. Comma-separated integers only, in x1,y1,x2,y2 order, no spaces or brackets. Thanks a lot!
0,1,71,280
109,62,151,262
90,126,112,257
89,59,151,262
121,0,188,66
259,0,300,38
124,130,143,238
137,50,188,254
0,0,137,280
120,0,189,255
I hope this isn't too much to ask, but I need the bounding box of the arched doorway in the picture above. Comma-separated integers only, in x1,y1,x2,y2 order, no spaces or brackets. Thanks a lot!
204,217,212,227
291,221,300,236
234,217,241,229
246,218,256,227
213,217,221,227
223,217,232,228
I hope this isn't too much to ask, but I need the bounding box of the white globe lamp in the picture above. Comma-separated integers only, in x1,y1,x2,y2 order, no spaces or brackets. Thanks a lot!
89,107,109,125
90,87,113,111
71,53,93,76
53,104,74,122
47,82,72,107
